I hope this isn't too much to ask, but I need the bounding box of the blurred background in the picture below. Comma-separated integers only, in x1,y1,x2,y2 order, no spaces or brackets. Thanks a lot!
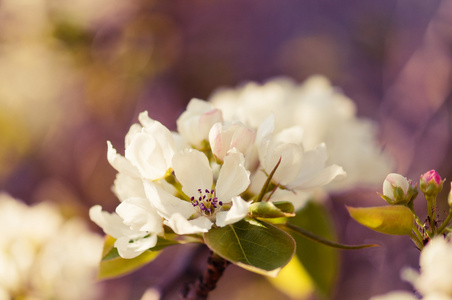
1,0,452,299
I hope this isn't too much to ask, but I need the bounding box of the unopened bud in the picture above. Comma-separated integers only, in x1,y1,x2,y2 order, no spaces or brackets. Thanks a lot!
420,170,444,196
380,173,418,205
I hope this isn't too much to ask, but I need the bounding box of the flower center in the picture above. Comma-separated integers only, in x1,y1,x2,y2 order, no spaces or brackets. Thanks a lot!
190,188,223,216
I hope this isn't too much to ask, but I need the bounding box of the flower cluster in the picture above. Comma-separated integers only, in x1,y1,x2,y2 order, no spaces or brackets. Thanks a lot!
0,193,102,300
91,84,349,259
209,76,394,191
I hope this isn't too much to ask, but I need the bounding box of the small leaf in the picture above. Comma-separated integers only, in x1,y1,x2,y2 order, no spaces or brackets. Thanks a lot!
347,205,414,235
204,218,295,277
249,201,295,218
98,235,176,280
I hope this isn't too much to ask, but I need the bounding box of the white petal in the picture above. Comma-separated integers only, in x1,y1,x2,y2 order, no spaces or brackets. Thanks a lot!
172,149,213,197
143,181,195,220
125,132,172,180
286,143,346,189
115,234,157,259
107,141,140,177
164,213,212,234
89,205,130,239
269,142,304,185
116,197,162,233
216,149,250,201
215,196,250,227
112,173,146,202
177,98,223,146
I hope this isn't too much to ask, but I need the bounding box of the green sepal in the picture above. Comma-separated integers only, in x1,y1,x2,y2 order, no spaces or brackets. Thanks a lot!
203,218,295,277
249,201,295,218
347,205,414,235
98,235,177,280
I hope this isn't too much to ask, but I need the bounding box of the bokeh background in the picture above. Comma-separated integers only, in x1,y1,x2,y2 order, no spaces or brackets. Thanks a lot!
1,0,452,299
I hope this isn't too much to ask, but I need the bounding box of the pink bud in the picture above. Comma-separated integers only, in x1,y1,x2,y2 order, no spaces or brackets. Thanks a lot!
420,169,444,196
420,170,442,186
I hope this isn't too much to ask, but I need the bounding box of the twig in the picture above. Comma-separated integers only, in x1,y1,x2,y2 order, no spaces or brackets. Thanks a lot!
181,252,230,300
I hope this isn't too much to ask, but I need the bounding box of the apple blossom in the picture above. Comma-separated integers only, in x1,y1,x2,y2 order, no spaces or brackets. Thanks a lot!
209,76,394,191
176,98,223,148
143,148,251,234
107,111,176,181
0,193,102,300
256,115,345,190
89,205,161,259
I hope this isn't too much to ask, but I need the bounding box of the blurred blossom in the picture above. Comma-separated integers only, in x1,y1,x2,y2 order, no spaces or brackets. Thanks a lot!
209,75,394,192
372,237,452,300
405,237,452,297
0,193,103,300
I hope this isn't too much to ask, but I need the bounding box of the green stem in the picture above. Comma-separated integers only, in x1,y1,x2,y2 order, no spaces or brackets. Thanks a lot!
425,195,437,235
412,225,424,244
437,209,452,234
409,231,424,250
255,158,281,203
281,223,379,250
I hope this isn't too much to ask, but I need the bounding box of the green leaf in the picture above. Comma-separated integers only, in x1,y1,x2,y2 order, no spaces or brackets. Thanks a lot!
347,205,414,235
249,201,295,218
98,235,175,280
203,218,295,277
287,201,339,298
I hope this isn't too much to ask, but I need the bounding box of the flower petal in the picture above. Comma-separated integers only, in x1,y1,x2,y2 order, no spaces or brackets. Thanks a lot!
164,213,212,234
107,141,140,178
115,235,157,259
143,181,195,220
116,197,162,233
215,196,250,227
286,143,346,189
125,132,172,180
216,149,250,201
172,149,213,197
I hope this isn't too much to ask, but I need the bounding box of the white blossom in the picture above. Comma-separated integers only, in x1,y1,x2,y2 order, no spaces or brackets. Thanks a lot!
144,148,251,234
256,115,345,190
0,193,102,300
209,75,394,191
176,98,223,148
89,205,162,259
107,111,176,181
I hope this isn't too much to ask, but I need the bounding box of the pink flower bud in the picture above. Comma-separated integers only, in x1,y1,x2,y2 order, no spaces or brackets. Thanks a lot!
420,170,444,196
420,170,442,186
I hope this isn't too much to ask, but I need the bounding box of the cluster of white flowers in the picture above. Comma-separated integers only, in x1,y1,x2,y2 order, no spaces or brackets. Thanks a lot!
209,76,394,191
0,193,103,300
91,77,361,259
371,237,452,300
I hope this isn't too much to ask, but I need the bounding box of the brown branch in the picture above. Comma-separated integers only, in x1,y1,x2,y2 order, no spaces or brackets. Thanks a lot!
181,251,230,300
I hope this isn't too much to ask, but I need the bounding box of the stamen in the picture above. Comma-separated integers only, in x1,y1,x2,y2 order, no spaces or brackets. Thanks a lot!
190,188,223,216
